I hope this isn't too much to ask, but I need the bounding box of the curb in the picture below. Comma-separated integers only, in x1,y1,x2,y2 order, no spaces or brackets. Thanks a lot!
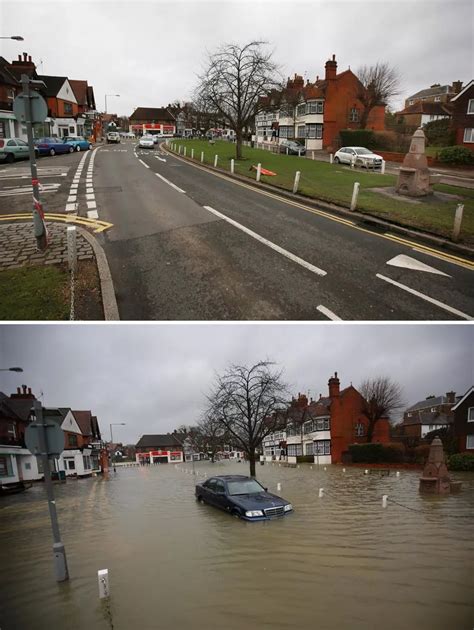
78,227,120,321
163,144,474,261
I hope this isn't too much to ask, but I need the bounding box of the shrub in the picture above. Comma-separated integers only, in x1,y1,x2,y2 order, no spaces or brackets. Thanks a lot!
339,129,376,149
410,444,431,464
296,454,315,463
423,119,455,147
447,453,474,471
438,146,474,165
349,443,384,463
382,442,405,463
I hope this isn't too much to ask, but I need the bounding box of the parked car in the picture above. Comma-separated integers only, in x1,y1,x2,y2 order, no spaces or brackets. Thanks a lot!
34,137,74,157
63,136,92,152
279,140,306,155
139,135,155,149
106,132,121,144
333,146,383,169
195,475,293,521
0,138,30,163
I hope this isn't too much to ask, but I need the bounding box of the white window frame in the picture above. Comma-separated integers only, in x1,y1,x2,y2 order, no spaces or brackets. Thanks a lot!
466,435,474,449
409,100,414,105
468,407,474,422
434,96,441,102
467,99,474,114
296,103,306,117
463,128,474,143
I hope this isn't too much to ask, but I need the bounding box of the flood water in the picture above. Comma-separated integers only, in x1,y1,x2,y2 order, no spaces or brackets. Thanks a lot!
1,461,473,630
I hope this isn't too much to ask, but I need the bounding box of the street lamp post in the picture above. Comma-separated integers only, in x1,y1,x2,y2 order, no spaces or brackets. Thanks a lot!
0,367,23,372
110,422,126,472
105,94,120,114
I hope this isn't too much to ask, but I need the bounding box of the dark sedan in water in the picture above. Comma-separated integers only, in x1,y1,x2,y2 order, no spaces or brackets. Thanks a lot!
195,475,293,521
34,137,74,156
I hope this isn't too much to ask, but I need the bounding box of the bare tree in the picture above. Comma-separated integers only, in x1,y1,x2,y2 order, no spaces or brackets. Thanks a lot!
206,361,289,477
196,41,281,159
356,62,402,129
197,414,228,463
359,376,404,443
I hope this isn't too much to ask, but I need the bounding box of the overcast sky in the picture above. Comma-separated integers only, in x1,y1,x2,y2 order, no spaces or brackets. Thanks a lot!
1,324,472,443
1,1,472,116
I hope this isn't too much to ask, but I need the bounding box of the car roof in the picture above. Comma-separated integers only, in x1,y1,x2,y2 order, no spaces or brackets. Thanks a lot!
210,475,252,481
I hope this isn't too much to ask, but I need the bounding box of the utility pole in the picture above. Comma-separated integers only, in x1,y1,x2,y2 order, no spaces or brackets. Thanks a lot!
20,74,48,250
34,401,69,581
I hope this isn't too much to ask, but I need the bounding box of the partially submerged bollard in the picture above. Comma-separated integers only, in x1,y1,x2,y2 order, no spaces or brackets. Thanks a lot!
318,488,324,498
382,495,388,508
98,569,109,599
277,482,281,491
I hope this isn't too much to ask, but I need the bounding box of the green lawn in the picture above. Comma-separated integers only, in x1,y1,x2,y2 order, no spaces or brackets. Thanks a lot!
0,265,69,320
170,140,474,244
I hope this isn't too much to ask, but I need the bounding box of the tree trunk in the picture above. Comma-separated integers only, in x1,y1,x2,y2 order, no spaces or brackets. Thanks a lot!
359,106,371,130
236,129,243,160
366,420,375,443
248,448,256,477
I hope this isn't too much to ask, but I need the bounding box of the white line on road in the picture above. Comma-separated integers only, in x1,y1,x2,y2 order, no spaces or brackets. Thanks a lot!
203,205,327,277
87,200,97,209
155,156,167,162
155,172,185,193
87,210,99,219
386,254,450,277
139,159,150,168
376,273,473,320
317,305,342,320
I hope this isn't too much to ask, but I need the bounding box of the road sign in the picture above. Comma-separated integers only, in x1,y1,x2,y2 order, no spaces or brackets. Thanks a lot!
25,419,64,457
13,91,48,123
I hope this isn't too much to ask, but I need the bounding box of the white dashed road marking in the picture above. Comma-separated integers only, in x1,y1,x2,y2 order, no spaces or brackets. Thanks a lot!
155,172,185,193
317,305,342,320
376,274,473,320
203,205,327,277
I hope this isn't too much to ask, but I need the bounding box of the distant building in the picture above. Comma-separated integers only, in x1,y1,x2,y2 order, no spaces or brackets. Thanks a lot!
395,101,451,128
402,392,457,439
448,80,474,148
452,387,474,452
404,81,463,108
129,107,176,137
135,434,184,464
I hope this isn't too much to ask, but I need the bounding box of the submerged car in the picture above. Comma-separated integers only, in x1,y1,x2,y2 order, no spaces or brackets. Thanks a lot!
139,135,155,149
34,137,74,156
279,139,306,155
63,136,92,152
0,138,30,163
333,146,383,169
195,475,293,521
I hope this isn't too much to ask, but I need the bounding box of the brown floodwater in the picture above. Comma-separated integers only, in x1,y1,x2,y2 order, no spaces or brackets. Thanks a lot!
1,461,473,630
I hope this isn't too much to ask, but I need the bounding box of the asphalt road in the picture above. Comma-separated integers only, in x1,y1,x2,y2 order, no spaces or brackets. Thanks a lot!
88,140,474,321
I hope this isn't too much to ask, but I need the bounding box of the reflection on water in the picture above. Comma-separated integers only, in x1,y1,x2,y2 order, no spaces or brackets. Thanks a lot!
1,462,473,630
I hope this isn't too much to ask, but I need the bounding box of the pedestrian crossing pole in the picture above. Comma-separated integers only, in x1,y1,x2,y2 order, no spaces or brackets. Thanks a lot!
20,74,48,250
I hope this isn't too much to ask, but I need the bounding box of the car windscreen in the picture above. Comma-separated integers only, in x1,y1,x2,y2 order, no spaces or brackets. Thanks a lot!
227,479,265,495
354,148,372,155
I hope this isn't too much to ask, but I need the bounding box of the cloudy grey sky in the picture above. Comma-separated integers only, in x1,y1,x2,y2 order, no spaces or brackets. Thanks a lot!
1,0,472,116
1,324,472,443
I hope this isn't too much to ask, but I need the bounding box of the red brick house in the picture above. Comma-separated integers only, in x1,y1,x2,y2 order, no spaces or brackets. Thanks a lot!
402,392,456,439
284,373,390,464
256,55,386,151
395,101,451,128
404,82,463,108
448,80,474,148
135,433,184,463
451,387,474,452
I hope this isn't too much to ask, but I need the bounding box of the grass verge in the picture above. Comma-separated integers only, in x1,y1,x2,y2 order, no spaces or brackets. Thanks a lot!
172,140,474,245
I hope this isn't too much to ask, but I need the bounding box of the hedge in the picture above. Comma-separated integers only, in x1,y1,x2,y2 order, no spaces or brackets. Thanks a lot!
348,443,405,463
448,453,474,471
438,146,474,165
339,129,376,149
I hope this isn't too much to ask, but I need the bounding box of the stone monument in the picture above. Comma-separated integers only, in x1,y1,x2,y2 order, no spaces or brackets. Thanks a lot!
396,127,440,197
419,437,462,494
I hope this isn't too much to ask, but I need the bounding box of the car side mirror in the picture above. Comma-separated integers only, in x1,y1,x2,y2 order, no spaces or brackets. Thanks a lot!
264,487,268,492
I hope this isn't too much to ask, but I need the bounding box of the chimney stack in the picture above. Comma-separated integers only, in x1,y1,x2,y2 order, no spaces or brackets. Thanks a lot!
446,391,456,404
451,81,463,94
10,385,36,400
325,54,338,81
328,371,340,398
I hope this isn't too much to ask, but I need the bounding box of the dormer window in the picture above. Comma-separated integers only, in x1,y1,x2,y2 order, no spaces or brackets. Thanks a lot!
407,412,412,417
431,407,437,412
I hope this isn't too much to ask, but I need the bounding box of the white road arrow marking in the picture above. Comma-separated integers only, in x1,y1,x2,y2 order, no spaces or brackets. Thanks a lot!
386,254,450,277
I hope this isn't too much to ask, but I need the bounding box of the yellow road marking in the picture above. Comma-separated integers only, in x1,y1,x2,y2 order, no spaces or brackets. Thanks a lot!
0,213,113,233
163,146,474,271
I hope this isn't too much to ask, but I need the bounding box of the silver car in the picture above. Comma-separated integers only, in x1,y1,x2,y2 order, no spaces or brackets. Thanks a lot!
139,135,154,149
334,146,383,169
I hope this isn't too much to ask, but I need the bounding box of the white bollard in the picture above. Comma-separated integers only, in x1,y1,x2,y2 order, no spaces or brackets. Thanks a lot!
350,182,360,211
452,204,464,242
310,466,313,470
324,467,327,471
351,156,355,169
98,569,109,599
178,146,182,155
230,158,234,174
342,468,346,473
364,469,369,475
67,226,77,272
183,146,187,157
381,159,386,174
214,155,218,167
191,148,194,159
318,488,324,498
293,171,301,194
297,465,300,469
396,471,400,477
286,147,289,155
278,463,281,467
329,153,333,164
201,151,204,163
256,163,261,182
382,495,388,509
277,482,281,491
312,151,315,160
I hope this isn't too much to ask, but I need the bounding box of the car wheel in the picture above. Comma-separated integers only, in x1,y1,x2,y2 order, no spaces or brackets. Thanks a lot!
50,148,56,156
231,509,241,519
75,145,81,152
334,156,340,163
5,153,15,164
196,495,204,503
